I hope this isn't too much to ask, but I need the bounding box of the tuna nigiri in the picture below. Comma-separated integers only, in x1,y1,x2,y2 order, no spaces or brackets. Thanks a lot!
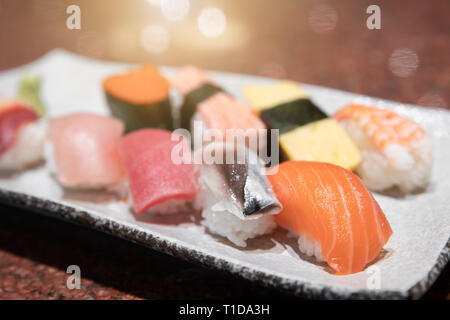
334,104,433,193
47,113,125,190
0,99,45,171
268,161,393,275
118,129,199,215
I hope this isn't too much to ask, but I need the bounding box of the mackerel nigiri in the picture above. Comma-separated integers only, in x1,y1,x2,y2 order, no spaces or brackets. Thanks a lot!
196,142,281,247
268,161,393,275
47,113,125,190
118,129,198,215
0,99,45,171
334,104,433,193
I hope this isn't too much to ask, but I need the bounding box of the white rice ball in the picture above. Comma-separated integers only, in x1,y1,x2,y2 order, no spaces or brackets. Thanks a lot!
0,121,46,171
198,180,276,247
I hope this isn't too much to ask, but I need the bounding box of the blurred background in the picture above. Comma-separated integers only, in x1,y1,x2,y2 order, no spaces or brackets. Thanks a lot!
0,0,448,110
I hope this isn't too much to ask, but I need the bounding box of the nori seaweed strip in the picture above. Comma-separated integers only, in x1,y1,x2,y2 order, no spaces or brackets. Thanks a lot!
106,93,173,133
260,98,327,134
180,82,223,130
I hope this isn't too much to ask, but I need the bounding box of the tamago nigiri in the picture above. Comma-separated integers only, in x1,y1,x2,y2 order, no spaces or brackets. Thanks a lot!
243,81,362,171
268,161,393,275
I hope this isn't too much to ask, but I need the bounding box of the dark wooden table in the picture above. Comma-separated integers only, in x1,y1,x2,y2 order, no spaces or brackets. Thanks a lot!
0,0,449,299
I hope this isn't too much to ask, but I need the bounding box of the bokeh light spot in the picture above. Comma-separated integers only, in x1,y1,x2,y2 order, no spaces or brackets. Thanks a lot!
389,48,419,78
76,32,105,58
141,25,170,54
161,0,190,21
308,4,338,34
417,92,447,109
259,62,287,79
198,7,227,38
146,0,161,7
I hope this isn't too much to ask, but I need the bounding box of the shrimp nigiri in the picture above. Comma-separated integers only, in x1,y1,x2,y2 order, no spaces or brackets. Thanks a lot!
334,104,433,193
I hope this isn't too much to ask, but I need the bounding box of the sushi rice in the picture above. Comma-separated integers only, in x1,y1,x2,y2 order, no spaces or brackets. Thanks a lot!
195,142,281,247
197,175,277,247
0,120,46,171
129,192,201,216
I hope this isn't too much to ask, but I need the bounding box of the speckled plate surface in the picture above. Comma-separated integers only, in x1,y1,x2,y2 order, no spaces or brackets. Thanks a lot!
0,50,448,299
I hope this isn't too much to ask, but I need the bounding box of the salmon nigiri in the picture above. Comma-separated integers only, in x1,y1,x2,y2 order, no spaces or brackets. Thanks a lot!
334,104,433,193
267,161,393,275
47,113,125,190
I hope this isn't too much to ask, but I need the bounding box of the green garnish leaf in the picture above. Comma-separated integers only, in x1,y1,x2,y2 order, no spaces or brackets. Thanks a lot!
17,73,46,117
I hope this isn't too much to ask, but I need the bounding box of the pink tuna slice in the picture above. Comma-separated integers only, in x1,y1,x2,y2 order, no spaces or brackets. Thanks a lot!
118,129,198,214
48,113,125,188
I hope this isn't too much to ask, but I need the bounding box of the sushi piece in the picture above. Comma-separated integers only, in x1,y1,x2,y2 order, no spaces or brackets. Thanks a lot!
119,129,199,215
0,99,46,171
334,104,433,193
243,81,361,171
171,66,223,130
196,141,282,247
192,92,266,152
267,161,393,275
47,113,125,191
103,65,173,132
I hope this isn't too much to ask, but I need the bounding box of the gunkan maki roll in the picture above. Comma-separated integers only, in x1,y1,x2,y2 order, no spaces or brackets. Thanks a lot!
103,65,173,132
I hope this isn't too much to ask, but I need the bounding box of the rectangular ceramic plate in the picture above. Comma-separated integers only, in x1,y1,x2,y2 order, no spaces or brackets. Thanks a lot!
0,50,448,299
